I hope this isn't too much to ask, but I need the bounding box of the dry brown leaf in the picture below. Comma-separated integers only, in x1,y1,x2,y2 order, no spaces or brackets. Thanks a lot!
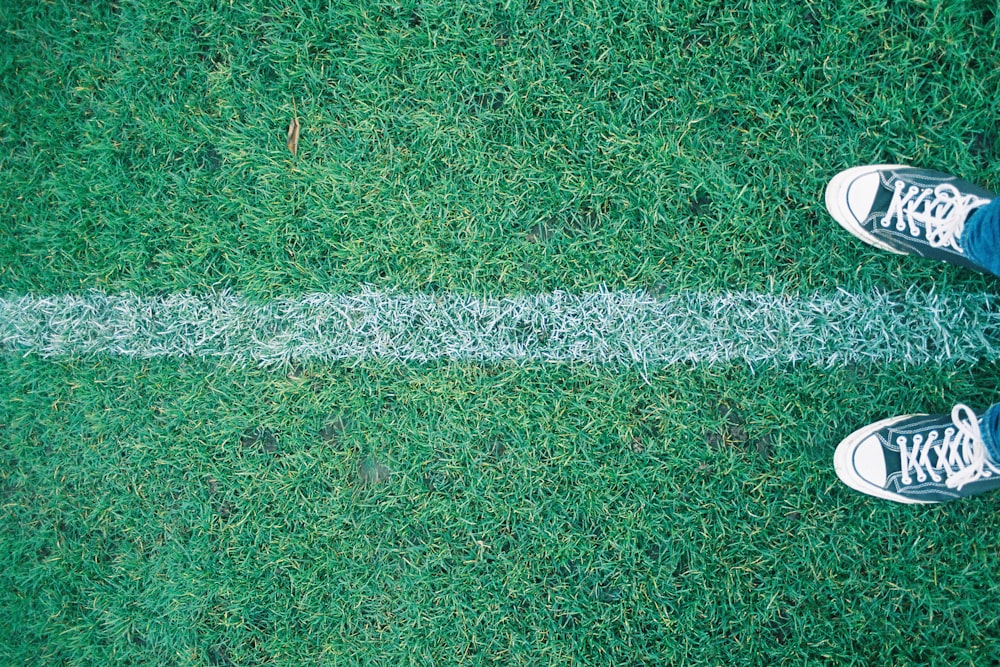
286,116,300,156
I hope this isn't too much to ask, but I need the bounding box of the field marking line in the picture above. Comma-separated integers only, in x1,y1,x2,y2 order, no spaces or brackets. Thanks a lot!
1,288,998,366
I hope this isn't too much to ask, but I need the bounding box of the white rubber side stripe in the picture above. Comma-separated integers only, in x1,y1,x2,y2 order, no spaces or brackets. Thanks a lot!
0,288,998,366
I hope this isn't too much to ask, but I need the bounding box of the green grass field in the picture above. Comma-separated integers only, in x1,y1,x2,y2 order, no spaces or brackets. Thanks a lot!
3,0,1000,664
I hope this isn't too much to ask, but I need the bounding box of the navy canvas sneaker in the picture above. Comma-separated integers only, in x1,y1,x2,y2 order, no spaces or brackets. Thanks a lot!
834,404,1000,504
825,165,994,272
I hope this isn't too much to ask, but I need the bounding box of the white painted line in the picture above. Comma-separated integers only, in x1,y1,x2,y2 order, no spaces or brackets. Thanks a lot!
0,288,998,366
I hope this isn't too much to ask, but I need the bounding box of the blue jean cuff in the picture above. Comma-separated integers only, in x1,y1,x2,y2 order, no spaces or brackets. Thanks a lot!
963,199,1000,278
980,402,1000,463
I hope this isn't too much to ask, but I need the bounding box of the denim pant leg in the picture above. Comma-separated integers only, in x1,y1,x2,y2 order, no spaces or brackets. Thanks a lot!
982,403,1000,462
963,198,1000,278
967,200,1000,459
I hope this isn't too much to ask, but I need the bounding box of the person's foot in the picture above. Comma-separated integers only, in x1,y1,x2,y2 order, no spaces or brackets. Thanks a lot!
834,404,1000,504
825,165,994,272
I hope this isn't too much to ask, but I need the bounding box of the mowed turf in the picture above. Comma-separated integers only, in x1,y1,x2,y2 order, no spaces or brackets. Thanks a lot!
2,0,1000,664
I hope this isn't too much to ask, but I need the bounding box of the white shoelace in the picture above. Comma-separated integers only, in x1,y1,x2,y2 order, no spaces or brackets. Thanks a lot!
898,404,1000,490
880,180,990,252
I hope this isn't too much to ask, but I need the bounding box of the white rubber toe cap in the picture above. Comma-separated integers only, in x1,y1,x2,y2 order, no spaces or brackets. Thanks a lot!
851,435,888,487
845,172,880,225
